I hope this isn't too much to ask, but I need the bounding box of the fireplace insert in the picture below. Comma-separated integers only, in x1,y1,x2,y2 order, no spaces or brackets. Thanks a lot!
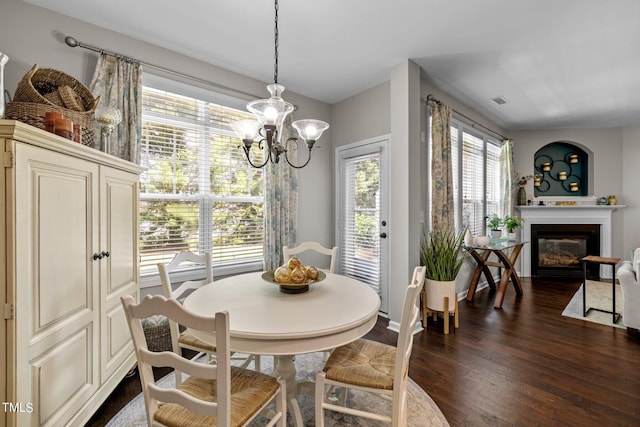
531,224,600,279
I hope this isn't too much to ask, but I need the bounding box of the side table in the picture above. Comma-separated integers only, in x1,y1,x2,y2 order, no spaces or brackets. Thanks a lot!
581,255,621,324
464,241,526,309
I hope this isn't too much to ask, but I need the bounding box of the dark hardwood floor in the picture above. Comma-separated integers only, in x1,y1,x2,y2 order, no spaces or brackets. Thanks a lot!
87,277,639,426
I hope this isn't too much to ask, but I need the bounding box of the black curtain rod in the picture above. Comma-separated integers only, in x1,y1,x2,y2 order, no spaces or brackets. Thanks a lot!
426,94,509,140
64,35,262,100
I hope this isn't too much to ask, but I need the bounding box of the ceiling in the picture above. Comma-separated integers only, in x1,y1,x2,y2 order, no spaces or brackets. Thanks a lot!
23,0,640,129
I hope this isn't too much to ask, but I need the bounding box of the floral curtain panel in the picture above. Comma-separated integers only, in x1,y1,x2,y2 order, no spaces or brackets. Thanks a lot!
263,115,298,270
430,101,453,231
499,138,514,218
90,54,142,164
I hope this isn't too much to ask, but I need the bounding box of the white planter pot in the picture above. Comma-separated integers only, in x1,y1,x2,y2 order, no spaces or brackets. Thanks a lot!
490,229,502,238
425,279,457,312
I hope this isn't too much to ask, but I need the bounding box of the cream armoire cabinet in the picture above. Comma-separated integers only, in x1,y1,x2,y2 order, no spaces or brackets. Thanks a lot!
0,120,144,426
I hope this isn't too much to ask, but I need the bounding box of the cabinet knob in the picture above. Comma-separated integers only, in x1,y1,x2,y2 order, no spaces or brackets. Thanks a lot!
93,252,103,260
102,251,110,258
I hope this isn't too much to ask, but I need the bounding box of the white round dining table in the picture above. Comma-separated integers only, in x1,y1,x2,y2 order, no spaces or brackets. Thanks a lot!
183,271,381,427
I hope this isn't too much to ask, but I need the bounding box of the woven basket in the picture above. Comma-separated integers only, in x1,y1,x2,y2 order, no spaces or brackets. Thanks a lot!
4,65,99,146
5,102,96,146
13,65,96,111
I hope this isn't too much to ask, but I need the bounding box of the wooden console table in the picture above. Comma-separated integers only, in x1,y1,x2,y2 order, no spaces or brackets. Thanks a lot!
465,241,526,309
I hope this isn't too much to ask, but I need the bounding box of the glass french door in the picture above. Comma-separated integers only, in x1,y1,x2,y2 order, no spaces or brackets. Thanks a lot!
336,137,389,313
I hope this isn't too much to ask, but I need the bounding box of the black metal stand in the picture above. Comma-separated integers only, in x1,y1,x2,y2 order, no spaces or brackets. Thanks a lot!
582,256,621,324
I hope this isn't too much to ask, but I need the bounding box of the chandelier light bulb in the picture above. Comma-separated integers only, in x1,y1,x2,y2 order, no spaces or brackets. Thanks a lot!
305,124,317,136
264,106,279,123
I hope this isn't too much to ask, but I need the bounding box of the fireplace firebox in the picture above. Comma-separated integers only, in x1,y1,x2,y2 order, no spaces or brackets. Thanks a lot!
531,224,600,279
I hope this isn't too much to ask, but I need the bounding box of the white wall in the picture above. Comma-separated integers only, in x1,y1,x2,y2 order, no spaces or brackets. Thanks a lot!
387,60,422,325
331,81,390,148
510,128,626,259
622,124,640,257
1,0,333,255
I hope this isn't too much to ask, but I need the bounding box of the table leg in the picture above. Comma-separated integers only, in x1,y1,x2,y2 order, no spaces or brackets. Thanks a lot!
493,270,510,309
507,244,524,295
492,244,524,309
274,355,304,427
466,249,494,301
612,264,618,324
583,261,587,317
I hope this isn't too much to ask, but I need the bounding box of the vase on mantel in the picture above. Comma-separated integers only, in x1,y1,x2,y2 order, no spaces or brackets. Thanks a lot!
0,51,8,119
517,186,527,206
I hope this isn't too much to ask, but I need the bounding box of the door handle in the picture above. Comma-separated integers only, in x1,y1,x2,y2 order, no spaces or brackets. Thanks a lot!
380,232,387,238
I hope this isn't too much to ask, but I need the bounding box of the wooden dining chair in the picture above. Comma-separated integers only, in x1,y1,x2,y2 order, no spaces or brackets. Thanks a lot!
121,295,286,427
158,251,259,385
282,241,337,272
282,241,338,362
315,265,426,427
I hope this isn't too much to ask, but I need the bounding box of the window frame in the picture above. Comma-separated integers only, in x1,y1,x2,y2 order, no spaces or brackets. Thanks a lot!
427,115,503,234
139,74,264,287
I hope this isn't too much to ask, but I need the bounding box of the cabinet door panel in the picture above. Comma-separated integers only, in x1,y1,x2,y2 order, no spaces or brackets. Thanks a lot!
100,166,139,382
37,171,90,329
13,143,100,426
31,325,96,426
101,168,138,294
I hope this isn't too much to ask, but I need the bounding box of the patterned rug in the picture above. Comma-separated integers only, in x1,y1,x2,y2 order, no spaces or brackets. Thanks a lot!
562,280,625,329
106,352,449,426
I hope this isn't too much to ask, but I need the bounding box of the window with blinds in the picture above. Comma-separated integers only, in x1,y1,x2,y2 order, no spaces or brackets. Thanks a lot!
447,119,502,236
139,84,264,277
340,152,382,293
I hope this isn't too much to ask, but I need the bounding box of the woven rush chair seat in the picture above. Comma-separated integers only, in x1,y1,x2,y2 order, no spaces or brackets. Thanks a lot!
178,328,216,352
322,338,396,390
155,366,281,427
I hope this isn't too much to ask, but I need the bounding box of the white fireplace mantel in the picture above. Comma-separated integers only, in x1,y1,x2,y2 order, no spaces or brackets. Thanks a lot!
515,205,624,278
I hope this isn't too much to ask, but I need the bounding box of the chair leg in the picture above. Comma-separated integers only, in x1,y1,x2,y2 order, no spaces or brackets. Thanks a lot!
454,297,459,329
420,289,427,328
315,373,326,427
275,378,287,427
444,296,450,335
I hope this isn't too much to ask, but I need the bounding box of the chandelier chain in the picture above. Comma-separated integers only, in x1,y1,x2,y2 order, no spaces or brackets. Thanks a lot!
273,0,279,84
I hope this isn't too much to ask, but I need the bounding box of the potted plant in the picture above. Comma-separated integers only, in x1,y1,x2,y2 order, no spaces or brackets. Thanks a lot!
420,227,466,332
503,215,524,240
486,214,502,238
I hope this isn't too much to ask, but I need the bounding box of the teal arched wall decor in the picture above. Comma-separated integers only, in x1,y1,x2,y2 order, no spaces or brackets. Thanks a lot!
534,142,587,196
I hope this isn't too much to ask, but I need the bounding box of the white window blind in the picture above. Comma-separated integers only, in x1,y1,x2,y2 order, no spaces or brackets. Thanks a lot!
139,85,263,276
433,117,502,236
462,131,486,236
340,152,382,293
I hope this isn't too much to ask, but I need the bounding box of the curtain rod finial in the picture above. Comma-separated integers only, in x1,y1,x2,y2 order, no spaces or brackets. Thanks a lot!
64,36,78,48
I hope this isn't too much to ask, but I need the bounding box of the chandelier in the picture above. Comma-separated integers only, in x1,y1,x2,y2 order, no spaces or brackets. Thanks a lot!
231,0,329,169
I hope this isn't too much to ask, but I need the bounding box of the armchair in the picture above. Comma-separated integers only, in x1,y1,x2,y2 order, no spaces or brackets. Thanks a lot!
617,248,640,338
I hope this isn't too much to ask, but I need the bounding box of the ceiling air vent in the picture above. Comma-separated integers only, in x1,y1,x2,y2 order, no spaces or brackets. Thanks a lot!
491,96,508,105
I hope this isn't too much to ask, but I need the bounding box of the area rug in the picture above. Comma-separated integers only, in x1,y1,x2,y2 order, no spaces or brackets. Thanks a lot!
106,352,449,426
562,280,625,329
